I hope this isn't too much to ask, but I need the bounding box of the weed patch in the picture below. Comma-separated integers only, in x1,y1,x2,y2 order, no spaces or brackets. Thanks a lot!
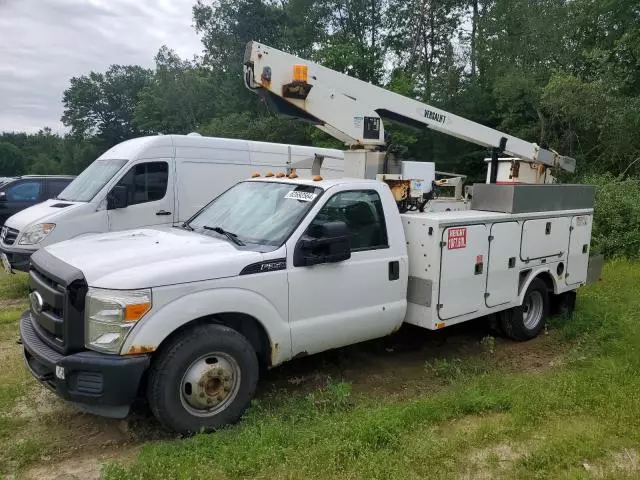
0,272,29,301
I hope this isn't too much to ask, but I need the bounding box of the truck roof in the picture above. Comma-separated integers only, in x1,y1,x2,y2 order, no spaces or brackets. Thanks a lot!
248,176,381,190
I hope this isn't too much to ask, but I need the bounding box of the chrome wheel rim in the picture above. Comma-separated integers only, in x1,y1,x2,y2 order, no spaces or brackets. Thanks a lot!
522,290,544,330
179,352,241,417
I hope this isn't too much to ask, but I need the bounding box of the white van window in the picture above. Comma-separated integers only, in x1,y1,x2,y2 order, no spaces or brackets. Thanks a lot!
58,159,127,202
115,162,168,206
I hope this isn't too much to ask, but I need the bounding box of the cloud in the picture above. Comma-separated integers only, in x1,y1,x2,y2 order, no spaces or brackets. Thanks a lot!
0,0,203,133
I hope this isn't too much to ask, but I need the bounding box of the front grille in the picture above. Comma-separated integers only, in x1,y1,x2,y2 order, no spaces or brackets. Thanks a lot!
29,260,87,355
20,311,64,365
1,226,19,245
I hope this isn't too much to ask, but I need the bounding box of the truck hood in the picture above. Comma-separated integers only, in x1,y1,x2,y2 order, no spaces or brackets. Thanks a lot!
44,227,264,289
4,199,85,231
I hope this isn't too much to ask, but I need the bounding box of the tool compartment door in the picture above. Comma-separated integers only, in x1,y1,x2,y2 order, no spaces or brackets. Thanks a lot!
438,225,488,320
520,217,571,261
566,215,592,285
486,222,520,307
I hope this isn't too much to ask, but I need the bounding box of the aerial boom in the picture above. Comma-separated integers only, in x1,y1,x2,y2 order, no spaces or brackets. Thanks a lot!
244,41,575,173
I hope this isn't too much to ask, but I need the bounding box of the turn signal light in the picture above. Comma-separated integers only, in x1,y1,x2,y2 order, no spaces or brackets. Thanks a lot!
125,302,151,322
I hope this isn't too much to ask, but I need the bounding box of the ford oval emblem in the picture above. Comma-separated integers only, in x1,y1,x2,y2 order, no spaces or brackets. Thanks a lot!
29,291,44,314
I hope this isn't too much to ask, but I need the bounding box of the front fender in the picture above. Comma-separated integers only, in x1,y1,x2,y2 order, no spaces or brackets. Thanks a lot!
121,287,291,365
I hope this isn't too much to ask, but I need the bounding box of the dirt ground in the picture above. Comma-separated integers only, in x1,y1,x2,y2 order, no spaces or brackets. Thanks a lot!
9,317,564,480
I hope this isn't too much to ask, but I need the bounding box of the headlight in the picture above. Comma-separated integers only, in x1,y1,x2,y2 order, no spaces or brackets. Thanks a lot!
18,223,56,245
85,287,151,354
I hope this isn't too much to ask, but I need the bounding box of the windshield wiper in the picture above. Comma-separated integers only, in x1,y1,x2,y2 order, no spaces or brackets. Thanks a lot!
203,226,245,246
177,222,193,231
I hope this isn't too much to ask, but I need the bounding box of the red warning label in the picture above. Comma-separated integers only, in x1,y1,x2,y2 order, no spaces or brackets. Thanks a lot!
447,227,467,249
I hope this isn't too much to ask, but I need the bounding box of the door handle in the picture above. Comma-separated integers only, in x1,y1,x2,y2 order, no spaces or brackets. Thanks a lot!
389,261,400,281
156,210,172,216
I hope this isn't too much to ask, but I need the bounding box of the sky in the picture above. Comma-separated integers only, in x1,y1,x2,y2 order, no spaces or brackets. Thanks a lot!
0,0,203,134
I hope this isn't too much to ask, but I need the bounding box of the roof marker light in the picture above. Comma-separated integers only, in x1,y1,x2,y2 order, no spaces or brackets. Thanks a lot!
293,64,308,83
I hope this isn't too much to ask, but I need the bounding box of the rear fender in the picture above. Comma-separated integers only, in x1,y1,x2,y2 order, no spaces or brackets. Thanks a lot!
518,264,561,305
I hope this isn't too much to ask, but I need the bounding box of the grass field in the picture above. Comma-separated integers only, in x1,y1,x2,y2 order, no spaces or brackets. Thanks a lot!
1,261,639,478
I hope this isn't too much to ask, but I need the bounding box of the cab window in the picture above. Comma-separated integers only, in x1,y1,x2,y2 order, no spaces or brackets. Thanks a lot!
5,181,42,202
308,190,388,251
115,162,168,205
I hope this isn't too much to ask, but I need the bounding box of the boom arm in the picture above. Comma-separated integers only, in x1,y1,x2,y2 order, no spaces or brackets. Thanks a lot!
243,41,575,173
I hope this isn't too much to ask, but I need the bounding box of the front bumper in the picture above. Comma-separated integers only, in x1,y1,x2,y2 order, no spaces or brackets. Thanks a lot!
20,310,151,418
0,244,35,272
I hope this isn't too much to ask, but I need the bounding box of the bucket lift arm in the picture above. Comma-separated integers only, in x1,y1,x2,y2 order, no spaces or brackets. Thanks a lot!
243,41,575,174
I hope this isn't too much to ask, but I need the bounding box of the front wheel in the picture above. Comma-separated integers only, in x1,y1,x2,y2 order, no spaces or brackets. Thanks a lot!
500,277,549,341
147,324,259,434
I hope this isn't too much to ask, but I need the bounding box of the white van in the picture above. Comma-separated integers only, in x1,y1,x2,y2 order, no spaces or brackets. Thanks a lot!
0,134,344,272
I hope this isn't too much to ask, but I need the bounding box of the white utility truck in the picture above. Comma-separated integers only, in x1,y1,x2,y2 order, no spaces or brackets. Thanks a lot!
0,134,344,272
20,42,600,434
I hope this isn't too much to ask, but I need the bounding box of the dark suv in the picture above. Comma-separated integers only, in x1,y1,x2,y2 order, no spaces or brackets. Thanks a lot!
0,175,75,226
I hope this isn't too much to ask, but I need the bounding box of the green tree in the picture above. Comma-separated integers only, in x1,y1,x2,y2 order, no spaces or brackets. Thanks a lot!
199,112,313,144
193,0,330,114
313,0,385,83
385,0,463,101
0,142,26,176
134,47,218,134
62,65,153,146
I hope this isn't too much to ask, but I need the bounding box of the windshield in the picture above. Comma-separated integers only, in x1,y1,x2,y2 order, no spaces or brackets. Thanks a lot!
188,181,323,247
57,159,128,202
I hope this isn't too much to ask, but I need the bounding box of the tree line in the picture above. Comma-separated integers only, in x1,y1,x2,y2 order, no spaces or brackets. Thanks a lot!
1,0,639,183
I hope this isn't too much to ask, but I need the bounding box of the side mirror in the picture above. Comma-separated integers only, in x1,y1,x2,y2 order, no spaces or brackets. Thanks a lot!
107,185,128,210
293,221,351,267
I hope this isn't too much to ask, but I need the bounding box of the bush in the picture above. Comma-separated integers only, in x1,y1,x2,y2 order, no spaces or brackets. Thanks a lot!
583,173,640,258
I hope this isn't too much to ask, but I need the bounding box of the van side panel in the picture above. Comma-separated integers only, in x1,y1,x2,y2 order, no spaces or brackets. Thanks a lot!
174,137,251,165
137,145,175,160
173,136,345,221
248,142,289,167
174,140,252,221
248,142,344,179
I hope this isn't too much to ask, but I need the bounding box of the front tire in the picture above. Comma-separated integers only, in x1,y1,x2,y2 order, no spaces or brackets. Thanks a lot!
500,278,549,341
147,324,259,434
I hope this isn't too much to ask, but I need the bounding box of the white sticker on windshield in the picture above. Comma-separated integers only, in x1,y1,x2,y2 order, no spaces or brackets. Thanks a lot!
285,191,318,202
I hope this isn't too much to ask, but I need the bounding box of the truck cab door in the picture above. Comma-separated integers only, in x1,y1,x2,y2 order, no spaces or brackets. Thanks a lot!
107,160,174,232
286,187,406,357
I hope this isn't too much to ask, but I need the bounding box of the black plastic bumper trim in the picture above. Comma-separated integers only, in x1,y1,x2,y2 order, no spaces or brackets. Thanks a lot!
0,245,33,272
20,310,151,408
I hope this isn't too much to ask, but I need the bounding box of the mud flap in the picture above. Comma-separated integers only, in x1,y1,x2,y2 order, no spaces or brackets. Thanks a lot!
587,254,604,285
550,291,577,318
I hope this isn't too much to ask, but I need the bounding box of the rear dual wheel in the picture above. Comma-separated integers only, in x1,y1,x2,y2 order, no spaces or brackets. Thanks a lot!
500,278,549,341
